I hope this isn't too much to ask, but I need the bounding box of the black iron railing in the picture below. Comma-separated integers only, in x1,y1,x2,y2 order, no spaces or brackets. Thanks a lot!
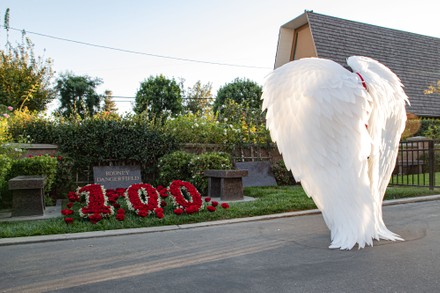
390,138,438,190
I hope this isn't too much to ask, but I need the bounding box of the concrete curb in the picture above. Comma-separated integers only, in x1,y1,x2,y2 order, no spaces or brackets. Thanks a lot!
1,194,440,246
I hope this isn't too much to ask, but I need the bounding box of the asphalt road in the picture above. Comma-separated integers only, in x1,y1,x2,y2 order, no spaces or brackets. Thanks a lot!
1,200,439,293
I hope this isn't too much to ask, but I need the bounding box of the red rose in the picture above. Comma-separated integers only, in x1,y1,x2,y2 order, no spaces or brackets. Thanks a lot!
207,205,216,212
57,156,63,161
66,202,73,208
117,208,125,214
28,155,33,158
116,188,126,196
221,202,230,209
116,213,125,221
138,210,148,217
160,201,167,207
204,197,211,202
155,207,163,214
185,206,198,214
211,201,219,207
61,209,73,216
89,213,102,224
64,217,74,224
158,187,169,198
174,208,184,215
113,203,121,209
67,191,79,202
156,212,164,219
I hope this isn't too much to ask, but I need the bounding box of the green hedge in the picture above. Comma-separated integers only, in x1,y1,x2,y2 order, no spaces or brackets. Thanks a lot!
0,154,12,206
8,115,178,180
157,150,194,184
417,118,440,139
271,160,296,186
1,154,58,208
157,151,233,195
190,152,233,195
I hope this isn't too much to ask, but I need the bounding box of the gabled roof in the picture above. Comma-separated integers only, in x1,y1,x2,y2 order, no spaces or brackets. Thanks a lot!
276,11,440,117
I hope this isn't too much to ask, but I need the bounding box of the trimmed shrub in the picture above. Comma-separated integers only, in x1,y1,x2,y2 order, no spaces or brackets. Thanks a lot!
8,155,58,190
163,112,240,146
157,151,233,195
1,154,58,207
189,152,233,195
271,160,296,186
51,154,76,198
0,154,12,207
7,114,178,182
157,151,195,186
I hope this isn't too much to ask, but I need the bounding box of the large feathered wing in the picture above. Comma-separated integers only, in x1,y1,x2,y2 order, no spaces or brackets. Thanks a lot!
347,56,409,241
262,58,376,250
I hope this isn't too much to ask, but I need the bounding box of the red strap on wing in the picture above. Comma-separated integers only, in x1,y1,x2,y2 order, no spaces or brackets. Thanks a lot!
356,72,368,91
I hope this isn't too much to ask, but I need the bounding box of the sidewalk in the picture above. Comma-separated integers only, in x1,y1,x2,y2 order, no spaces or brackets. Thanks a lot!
1,194,440,246
0,199,62,222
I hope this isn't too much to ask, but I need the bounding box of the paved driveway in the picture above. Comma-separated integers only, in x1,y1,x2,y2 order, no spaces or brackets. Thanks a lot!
0,200,439,292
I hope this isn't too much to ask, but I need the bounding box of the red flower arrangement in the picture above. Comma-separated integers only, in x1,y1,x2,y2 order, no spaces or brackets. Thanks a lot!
61,209,74,216
168,180,203,214
155,207,165,219
77,184,114,223
157,185,169,199
115,208,125,221
106,188,124,204
61,180,230,224
125,183,161,218
221,202,230,209
64,217,74,224
89,213,103,224
67,191,79,202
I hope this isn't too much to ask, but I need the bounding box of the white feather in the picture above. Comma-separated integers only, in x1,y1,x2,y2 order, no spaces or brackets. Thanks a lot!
262,56,409,250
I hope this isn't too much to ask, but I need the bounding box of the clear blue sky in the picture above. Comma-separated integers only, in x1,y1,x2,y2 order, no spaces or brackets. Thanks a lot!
1,0,439,113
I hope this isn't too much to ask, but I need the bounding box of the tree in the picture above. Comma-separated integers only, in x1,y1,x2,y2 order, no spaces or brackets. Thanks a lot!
134,74,182,119
183,81,213,115
103,90,118,113
213,78,263,115
55,73,104,118
424,81,440,95
0,9,56,112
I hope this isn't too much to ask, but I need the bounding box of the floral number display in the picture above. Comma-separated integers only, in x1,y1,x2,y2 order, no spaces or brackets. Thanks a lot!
62,180,229,224
125,183,160,217
77,184,114,223
168,180,203,214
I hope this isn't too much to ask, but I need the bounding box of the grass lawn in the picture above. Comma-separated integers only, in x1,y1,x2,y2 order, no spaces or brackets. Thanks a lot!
391,172,440,187
0,185,439,238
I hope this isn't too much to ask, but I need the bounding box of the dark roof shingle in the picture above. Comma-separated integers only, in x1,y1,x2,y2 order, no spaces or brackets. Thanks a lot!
307,12,440,117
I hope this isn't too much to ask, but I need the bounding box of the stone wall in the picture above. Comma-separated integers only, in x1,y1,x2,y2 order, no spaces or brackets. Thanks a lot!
180,143,282,163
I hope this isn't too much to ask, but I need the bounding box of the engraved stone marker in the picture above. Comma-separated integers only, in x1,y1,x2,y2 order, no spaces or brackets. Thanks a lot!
93,165,142,189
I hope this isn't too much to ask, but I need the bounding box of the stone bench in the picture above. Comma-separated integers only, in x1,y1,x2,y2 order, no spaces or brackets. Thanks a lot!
8,175,47,217
204,170,248,201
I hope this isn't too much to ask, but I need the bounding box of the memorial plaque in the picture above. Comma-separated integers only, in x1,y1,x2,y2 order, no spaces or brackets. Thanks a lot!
93,165,142,189
235,161,277,187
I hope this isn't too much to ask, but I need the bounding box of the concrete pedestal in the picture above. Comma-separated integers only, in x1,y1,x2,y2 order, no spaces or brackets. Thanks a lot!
9,176,46,217
204,170,248,201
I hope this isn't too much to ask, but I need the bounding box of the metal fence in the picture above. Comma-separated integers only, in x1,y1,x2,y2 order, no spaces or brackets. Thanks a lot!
72,139,440,189
390,138,438,189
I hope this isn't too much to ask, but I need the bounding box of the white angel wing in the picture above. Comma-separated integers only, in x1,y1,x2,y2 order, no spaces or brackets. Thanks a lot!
262,58,376,250
347,56,409,240
347,56,409,198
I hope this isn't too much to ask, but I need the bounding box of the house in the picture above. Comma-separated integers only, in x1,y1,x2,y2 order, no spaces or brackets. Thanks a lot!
274,11,440,117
